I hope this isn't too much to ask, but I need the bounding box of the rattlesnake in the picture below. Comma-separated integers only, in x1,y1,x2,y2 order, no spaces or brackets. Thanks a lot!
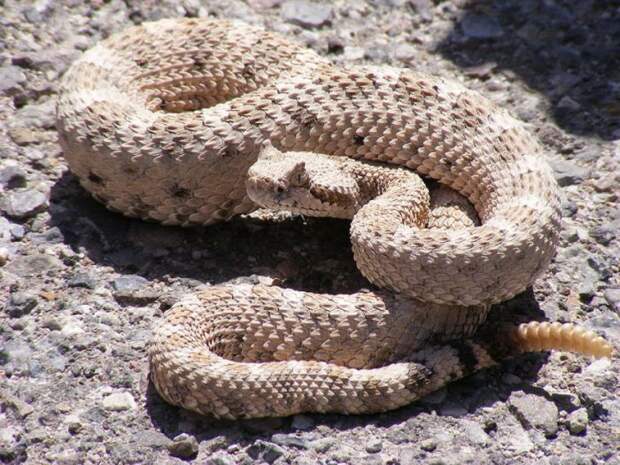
56,18,612,419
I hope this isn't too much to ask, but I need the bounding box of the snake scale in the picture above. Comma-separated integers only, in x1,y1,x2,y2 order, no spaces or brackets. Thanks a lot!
56,18,612,419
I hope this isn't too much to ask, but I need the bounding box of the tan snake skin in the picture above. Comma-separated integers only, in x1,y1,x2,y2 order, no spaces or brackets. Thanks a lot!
56,18,612,419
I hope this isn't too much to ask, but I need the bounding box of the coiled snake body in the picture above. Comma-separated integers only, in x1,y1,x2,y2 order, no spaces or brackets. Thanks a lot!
56,18,612,419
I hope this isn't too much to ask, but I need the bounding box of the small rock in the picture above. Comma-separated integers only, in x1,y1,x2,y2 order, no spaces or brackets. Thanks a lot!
5,292,38,317
271,434,310,449
0,428,27,463
12,99,57,130
343,46,365,61
0,188,48,219
310,437,335,453
112,275,149,292
102,392,137,412
576,256,602,300
0,65,26,95
0,247,8,266
247,440,285,464
28,226,64,245
291,414,314,430
420,438,437,452
5,395,34,418
508,391,559,437
365,439,383,453
133,430,171,449
3,339,34,376
567,408,589,435
0,217,11,241
557,96,581,112
65,415,84,434
206,455,236,465
60,318,85,338
561,198,578,217
550,159,590,186
461,420,490,446
409,0,433,21
461,14,504,40
10,224,25,241
112,275,158,305
11,47,78,76
0,165,27,190
7,127,46,146
604,287,620,313
68,272,98,289
392,43,416,63
4,253,62,277
590,224,615,246
281,0,333,28
168,433,199,459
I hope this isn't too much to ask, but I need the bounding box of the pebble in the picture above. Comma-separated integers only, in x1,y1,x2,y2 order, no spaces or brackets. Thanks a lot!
12,99,57,130
410,0,433,21
247,440,285,464
461,420,490,446
271,434,310,449
168,433,199,459
5,394,34,418
420,438,437,452
365,439,383,453
102,392,137,412
3,339,35,376
0,247,8,266
566,408,589,435
112,275,149,292
5,292,38,317
0,188,48,219
0,217,11,242
111,274,158,304
281,0,333,28
0,65,26,95
64,415,84,435
508,391,559,438
557,96,581,111
68,272,98,289
549,159,590,186
0,165,27,190
7,127,46,146
206,455,236,465
461,14,504,39
603,287,620,313
60,318,85,338
393,43,417,63
576,258,601,299
590,224,615,246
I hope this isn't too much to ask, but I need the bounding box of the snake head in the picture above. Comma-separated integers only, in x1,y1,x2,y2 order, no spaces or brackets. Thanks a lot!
246,144,360,219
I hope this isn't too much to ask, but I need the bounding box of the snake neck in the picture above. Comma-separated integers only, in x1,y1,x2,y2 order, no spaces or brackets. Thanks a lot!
246,144,431,226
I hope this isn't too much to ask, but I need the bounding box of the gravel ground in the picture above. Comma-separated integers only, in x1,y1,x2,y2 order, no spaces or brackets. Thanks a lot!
1,1,619,464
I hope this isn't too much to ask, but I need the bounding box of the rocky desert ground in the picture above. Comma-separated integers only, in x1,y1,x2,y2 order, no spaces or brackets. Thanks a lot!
1,1,619,464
